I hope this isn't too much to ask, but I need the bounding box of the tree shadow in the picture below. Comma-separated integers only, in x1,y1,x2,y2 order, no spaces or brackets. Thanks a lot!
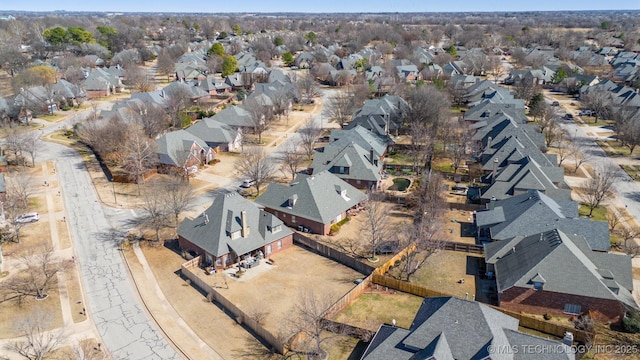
625,192,640,203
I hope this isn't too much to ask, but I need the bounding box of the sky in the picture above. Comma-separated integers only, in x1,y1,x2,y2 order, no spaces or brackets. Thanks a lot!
1,0,639,13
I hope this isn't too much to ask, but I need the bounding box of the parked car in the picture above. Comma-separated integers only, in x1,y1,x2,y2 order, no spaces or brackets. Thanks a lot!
578,110,593,116
16,212,39,223
551,101,560,106
564,113,574,120
240,179,256,188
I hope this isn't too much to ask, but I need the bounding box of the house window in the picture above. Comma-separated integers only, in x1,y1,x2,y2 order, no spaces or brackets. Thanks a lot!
291,215,296,224
216,257,222,266
356,180,361,185
563,304,582,315
266,244,272,255
277,240,282,249
272,225,282,233
231,230,241,240
339,166,345,174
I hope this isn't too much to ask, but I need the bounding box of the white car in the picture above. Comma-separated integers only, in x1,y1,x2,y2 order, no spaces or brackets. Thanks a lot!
240,179,256,188
16,212,39,223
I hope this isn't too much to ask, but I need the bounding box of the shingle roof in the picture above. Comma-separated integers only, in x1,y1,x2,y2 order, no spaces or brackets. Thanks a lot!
185,117,237,145
210,105,253,128
485,229,635,309
361,296,574,360
156,130,208,167
475,191,610,251
329,126,389,157
310,141,382,183
255,171,366,224
178,191,291,257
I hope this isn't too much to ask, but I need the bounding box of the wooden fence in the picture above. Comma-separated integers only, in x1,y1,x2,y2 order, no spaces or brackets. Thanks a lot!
442,241,484,254
180,261,285,354
371,272,594,344
319,318,375,342
323,276,372,319
293,233,376,275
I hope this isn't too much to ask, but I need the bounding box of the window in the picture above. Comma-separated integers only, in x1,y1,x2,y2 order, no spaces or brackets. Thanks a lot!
277,240,282,249
272,225,282,233
356,180,361,185
216,257,222,266
339,166,345,174
231,230,241,240
266,245,272,255
563,303,582,315
291,215,296,224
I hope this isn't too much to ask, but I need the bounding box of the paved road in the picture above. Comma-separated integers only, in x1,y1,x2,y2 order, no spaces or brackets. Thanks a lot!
37,137,181,358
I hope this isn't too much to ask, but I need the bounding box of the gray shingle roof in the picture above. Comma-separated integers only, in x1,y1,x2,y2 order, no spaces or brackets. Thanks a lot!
211,105,253,128
185,117,237,146
311,141,382,184
485,229,636,309
178,191,291,258
329,126,389,157
476,191,610,251
361,296,574,360
156,130,208,167
256,171,366,225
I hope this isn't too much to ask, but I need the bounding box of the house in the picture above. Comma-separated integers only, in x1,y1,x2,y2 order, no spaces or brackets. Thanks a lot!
82,68,124,98
225,73,251,91
52,79,87,106
329,126,390,158
361,296,573,360
14,86,57,114
294,52,315,69
178,191,293,270
349,95,407,134
462,102,529,125
478,134,557,173
485,229,636,323
310,140,383,190
395,64,421,82
475,190,611,251
480,156,571,203
210,105,254,129
192,76,232,95
256,171,367,235
185,117,241,152
155,130,214,175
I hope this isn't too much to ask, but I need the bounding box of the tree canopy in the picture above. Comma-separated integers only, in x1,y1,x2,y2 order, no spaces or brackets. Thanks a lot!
221,55,238,77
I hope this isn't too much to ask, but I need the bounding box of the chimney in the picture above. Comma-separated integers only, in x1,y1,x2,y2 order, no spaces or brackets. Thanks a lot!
241,210,249,237
489,196,496,210
384,113,390,135
369,148,375,165
487,136,492,149
492,158,498,184
288,194,298,207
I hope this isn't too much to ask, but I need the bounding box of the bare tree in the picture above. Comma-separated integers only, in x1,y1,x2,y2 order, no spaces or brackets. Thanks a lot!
449,123,471,174
286,289,336,359
555,134,571,166
620,228,640,258
487,55,505,83
122,124,157,195
568,143,586,174
325,90,357,126
614,108,640,154
1,245,70,302
244,97,273,144
6,307,67,360
156,51,176,82
582,88,611,122
158,176,196,229
237,148,275,196
396,172,446,282
140,186,170,244
72,338,114,360
297,77,321,105
164,84,194,129
362,191,393,261
582,166,618,217
124,64,152,93
278,141,304,180
299,121,321,161
3,170,33,243
607,212,621,233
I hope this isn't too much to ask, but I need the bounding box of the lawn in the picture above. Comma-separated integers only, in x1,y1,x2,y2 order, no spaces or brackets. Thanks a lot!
578,204,608,222
333,291,424,331
579,116,611,127
622,165,640,181
384,151,413,166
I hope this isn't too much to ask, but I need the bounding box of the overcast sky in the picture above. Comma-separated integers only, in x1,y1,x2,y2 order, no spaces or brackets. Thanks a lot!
2,0,639,13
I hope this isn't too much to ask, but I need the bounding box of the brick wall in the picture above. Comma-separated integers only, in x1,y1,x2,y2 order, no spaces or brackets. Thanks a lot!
262,207,330,235
500,286,625,324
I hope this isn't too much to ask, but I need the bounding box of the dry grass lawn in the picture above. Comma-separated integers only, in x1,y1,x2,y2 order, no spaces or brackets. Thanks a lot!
139,243,271,360
212,246,363,335
0,286,64,338
333,290,424,331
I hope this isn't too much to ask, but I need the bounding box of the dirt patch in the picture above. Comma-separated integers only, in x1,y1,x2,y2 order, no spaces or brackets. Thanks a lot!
139,243,269,359
208,246,363,335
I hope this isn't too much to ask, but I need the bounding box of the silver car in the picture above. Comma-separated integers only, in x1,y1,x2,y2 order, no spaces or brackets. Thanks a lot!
16,212,39,223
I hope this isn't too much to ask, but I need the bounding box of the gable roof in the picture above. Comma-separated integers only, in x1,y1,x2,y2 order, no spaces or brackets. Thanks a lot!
178,191,291,257
485,229,635,309
256,171,366,224
476,191,610,251
185,117,238,145
311,141,383,183
211,105,253,128
156,130,208,167
361,296,574,360
329,126,389,157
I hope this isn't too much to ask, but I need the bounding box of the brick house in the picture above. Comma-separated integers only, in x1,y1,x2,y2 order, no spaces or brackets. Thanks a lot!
484,229,636,324
256,171,367,235
155,130,215,176
178,191,293,270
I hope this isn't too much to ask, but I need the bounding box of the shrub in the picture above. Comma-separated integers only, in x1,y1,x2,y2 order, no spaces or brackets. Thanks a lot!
330,224,340,234
623,313,640,333
544,313,552,320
